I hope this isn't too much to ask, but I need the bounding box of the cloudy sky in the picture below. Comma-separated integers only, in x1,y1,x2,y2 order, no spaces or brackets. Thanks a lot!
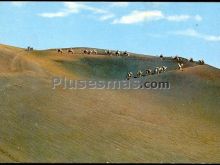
0,2,220,68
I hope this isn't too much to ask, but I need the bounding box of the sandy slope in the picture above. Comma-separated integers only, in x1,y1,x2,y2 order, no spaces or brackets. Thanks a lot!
0,44,219,163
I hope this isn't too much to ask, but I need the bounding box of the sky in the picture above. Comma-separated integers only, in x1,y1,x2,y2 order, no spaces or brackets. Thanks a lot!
0,2,220,69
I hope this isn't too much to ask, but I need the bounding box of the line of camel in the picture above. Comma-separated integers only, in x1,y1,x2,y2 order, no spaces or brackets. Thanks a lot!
126,54,205,80
56,49,205,80
57,48,130,56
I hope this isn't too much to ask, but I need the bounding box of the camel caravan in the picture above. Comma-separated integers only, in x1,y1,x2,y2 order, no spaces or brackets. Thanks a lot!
82,49,129,56
172,55,205,71
188,57,205,65
26,46,34,51
83,49,98,55
198,59,205,65
57,48,75,54
56,48,205,74
57,48,98,55
105,50,130,57
126,65,168,80
126,54,205,80
56,47,131,58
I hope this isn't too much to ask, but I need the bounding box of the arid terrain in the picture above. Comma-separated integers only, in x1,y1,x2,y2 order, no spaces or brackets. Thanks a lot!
0,44,219,163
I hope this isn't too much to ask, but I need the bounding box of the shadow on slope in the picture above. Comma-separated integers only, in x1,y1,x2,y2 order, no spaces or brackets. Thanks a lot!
54,56,191,80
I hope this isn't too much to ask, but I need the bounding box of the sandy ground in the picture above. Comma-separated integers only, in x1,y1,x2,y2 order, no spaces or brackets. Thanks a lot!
0,44,219,163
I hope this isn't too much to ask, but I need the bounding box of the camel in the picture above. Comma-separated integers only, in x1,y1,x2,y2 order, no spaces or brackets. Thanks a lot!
68,49,74,54
87,50,92,55
126,72,133,80
154,67,160,74
84,49,89,54
137,70,143,78
105,50,112,56
93,49,97,54
198,59,205,65
145,69,152,75
115,50,120,56
123,51,129,56
57,49,63,54
177,63,184,71
173,55,182,62
162,66,167,72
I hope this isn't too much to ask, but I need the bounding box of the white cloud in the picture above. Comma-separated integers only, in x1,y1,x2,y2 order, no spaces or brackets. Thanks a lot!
195,15,203,21
172,28,220,42
100,14,115,21
166,15,190,22
64,2,107,14
113,10,164,24
112,10,202,24
110,2,129,7
38,12,69,18
39,2,108,18
38,3,202,26
11,2,27,7
62,2,84,14
204,35,220,41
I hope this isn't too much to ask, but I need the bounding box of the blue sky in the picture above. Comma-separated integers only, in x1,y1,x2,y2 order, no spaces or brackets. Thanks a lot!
0,2,220,68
